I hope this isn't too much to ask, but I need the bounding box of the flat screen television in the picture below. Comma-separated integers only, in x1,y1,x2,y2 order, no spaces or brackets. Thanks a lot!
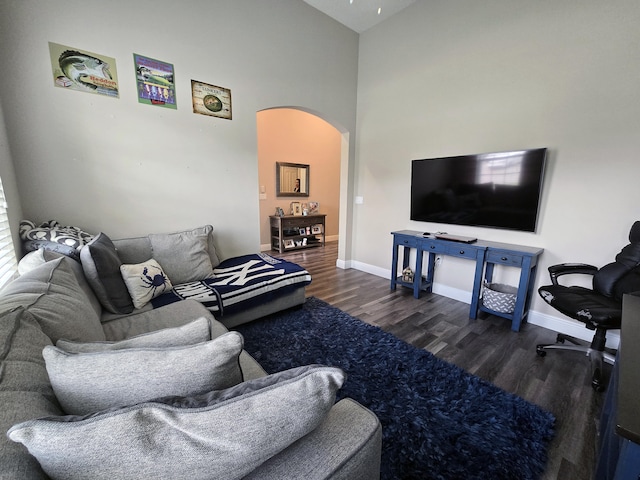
410,148,547,232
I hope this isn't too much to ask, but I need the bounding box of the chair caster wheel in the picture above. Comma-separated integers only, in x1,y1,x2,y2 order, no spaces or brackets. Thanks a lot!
555,334,565,344
536,346,546,357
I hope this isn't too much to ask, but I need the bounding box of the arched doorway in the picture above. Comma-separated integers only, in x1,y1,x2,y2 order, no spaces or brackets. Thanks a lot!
257,107,350,264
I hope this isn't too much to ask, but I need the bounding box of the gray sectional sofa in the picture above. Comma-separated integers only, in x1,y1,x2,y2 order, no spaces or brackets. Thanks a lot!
0,226,382,479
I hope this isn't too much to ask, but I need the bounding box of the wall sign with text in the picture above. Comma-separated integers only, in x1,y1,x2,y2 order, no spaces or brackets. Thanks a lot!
191,80,232,120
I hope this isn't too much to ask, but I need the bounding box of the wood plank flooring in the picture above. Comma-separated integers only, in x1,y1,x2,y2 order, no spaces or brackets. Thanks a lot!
274,241,605,480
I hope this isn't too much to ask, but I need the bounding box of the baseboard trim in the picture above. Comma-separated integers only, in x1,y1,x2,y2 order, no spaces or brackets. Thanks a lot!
348,261,620,349
527,310,620,349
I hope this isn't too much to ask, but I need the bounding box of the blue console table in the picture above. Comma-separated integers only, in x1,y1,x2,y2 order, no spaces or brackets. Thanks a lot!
390,230,543,331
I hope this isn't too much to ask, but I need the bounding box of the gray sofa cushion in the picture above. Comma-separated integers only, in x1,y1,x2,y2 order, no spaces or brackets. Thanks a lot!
111,236,153,265
56,316,211,353
21,249,103,318
244,398,383,480
100,299,225,340
149,229,214,284
112,225,221,268
0,257,105,343
80,232,134,314
44,331,244,415
0,307,63,479
8,365,345,480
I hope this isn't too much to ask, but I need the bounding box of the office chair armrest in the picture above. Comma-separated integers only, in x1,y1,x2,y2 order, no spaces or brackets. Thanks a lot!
548,263,599,285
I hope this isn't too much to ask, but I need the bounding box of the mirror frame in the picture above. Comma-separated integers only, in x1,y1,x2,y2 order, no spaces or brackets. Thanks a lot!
276,162,309,197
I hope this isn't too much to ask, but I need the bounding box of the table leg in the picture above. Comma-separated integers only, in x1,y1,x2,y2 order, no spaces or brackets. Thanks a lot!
510,256,533,331
469,250,486,319
390,244,399,290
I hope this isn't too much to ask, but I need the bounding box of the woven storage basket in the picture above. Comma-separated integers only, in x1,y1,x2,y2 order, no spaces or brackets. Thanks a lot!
482,282,517,313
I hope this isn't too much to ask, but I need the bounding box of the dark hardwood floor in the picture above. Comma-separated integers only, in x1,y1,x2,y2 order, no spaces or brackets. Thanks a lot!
275,241,605,480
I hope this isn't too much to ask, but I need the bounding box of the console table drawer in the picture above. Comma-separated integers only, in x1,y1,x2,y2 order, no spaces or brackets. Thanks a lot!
486,251,524,267
423,242,447,254
445,245,480,260
396,236,419,248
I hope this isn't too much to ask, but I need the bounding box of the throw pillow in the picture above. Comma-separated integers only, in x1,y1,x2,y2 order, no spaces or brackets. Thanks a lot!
17,248,62,276
56,316,210,353
43,331,244,415
22,239,81,261
80,232,134,314
8,365,345,480
192,224,221,267
19,220,95,250
119,259,173,309
148,228,215,284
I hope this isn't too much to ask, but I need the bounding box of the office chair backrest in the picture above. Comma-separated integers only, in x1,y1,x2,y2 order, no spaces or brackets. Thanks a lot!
593,221,640,300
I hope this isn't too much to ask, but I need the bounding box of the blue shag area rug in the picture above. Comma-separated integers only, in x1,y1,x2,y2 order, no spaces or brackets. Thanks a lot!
235,297,555,480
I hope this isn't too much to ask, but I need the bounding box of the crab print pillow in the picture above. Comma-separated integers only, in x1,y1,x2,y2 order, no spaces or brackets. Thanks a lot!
120,259,173,309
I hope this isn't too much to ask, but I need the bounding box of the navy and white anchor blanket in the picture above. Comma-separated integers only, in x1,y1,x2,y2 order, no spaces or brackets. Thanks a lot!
151,253,311,317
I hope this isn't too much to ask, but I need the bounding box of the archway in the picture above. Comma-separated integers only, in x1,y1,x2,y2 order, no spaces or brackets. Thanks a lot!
256,107,351,265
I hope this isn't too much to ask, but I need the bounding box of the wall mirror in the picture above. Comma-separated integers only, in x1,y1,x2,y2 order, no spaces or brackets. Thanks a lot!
276,162,309,197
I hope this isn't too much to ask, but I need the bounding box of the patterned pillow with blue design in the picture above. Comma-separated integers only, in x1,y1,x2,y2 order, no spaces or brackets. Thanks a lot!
20,220,95,249
120,259,173,309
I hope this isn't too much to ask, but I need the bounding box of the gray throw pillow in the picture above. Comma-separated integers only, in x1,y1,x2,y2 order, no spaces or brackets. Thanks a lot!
194,224,221,267
149,227,216,284
80,232,134,314
44,331,243,415
8,365,345,480
56,316,211,353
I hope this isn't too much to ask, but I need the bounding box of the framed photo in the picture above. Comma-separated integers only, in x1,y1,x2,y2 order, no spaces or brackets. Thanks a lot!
311,224,323,235
291,201,302,216
191,80,232,119
299,228,307,235
283,239,295,249
49,42,119,98
134,54,176,109
308,201,319,214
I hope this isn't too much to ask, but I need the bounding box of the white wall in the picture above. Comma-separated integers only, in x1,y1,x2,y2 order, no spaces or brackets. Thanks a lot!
0,0,359,258
353,0,640,342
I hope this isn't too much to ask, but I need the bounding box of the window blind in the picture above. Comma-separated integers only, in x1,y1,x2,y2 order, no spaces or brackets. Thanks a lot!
0,177,18,289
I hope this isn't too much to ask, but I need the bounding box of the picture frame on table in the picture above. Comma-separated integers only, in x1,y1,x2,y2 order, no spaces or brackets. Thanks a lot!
299,228,307,236
308,201,319,214
291,201,302,216
283,239,295,249
311,224,323,235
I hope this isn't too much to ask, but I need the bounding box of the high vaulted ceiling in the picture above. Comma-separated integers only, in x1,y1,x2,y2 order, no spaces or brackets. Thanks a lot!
303,0,416,33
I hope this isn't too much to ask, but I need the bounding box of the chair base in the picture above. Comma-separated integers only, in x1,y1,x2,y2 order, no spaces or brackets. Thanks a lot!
536,333,615,392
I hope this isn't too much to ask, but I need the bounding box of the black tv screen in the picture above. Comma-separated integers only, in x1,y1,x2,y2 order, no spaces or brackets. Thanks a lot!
410,148,547,232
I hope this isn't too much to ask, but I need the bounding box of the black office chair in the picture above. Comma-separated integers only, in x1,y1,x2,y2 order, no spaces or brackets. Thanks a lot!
537,221,640,391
